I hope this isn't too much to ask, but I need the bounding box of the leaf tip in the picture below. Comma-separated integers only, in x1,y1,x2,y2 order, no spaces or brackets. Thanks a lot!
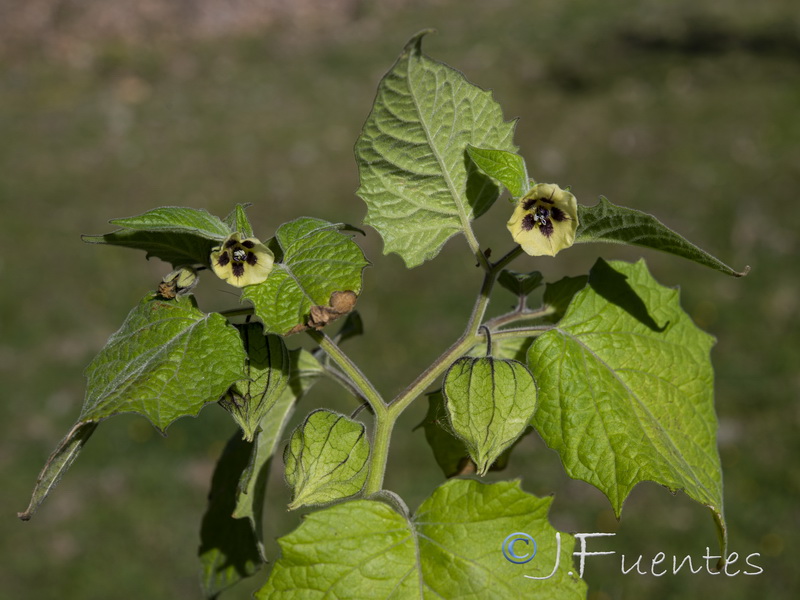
733,265,751,278
404,28,437,54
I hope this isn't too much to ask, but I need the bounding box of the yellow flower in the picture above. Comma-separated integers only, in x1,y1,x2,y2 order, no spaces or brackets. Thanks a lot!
507,183,579,256
210,233,274,287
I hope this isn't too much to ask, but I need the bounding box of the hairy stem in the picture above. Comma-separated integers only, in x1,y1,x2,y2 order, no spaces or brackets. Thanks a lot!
386,246,520,420
306,330,386,417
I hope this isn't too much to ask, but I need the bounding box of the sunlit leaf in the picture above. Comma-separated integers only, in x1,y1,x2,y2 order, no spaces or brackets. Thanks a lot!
242,218,368,335
257,479,586,599
355,31,517,267
284,410,369,509
467,145,530,198
81,293,246,431
82,206,232,266
576,197,748,277
528,258,726,553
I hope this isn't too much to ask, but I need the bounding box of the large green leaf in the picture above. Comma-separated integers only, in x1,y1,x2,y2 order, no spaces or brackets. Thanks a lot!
242,218,368,335
81,293,246,431
199,431,263,600
20,293,245,520
283,410,369,510
527,258,726,552
443,357,537,475
219,325,290,441
257,479,586,599
576,197,748,277
540,275,588,324
82,206,232,267
355,31,517,267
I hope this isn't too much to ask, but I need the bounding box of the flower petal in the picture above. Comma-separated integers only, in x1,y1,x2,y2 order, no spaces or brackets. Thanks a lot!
211,233,274,287
507,183,578,257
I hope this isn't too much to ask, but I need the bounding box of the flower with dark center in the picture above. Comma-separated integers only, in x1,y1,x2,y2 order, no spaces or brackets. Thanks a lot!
210,233,274,287
506,183,578,256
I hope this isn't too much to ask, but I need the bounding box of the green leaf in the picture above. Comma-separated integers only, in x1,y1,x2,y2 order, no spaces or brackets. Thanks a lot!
199,431,263,599
540,275,588,324
355,31,517,267
528,258,726,552
81,293,246,432
576,197,748,277
498,269,544,298
198,349,324,595
18,422,98,521
443,357,537,475
467,145,530,198
224,204,255,238
283,410,369,509
242,218,368,335
82,206,232,267
219,325,290,441
257,479,586,599
233,348,323,547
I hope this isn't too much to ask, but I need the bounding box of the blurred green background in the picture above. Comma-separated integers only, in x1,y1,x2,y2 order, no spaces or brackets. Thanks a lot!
2,0,798,598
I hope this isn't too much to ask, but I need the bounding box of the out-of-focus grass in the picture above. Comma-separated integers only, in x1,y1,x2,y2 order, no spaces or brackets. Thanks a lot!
2,1,798,598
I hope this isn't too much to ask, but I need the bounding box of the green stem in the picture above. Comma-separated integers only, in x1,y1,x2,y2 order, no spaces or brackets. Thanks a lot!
484,306,554,330
306,330,386,417
317,244,525,494
364,412,394,495
387,248,513,420
306,330,391,495
491,326,551,342
321,364,368,404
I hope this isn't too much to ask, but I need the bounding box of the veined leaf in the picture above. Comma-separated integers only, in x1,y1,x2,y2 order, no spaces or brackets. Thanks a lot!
220,325,290,442
467,145,530,199
540,275,588,324
355,31,517,267
283,410,369,509
257,479,586,599
224,204,255,238
576,197,748,277
234,348,323,547
20,293,245,520
242,218,368,335
528,258,726,553
82,206,232,267
81,293,246,431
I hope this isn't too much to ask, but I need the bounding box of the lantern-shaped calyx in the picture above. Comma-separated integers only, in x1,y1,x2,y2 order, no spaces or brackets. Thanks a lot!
442,356,537,475
507,183,578,257
210,233,274,287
